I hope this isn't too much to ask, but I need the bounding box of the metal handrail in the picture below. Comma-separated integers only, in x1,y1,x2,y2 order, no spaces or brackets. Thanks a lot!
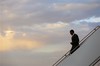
79,26,100,46
52,26,100,66
89,56,100,66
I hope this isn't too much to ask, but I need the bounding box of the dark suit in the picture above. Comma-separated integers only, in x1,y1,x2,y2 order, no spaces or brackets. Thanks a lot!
70,34,80,54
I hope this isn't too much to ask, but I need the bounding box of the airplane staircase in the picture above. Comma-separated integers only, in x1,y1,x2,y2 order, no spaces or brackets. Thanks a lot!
52,26,100,66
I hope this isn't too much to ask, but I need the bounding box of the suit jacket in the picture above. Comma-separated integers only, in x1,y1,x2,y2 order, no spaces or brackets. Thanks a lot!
71,34,79,46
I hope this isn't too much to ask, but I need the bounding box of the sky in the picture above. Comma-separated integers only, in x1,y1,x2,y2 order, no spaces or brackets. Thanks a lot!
0,0,100,66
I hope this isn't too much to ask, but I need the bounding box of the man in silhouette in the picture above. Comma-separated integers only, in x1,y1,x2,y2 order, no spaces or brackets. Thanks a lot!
70,30,80,54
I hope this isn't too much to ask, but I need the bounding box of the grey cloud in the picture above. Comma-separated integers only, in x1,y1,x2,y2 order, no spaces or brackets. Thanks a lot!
1,0,100,28
1,0,100,44
0,50,65,66
86,23,100,29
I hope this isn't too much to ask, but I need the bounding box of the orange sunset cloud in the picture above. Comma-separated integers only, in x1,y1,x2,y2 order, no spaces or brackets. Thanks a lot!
0,29,42,52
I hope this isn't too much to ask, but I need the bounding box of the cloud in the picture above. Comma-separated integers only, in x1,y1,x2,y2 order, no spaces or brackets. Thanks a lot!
52,3,100,11
0,29,42,52
12,21,69,45
72,16,100,24
33,21,69,30
2,9,17,20
14,21,68,34
80,16,100,23
70,16,100,36
1,0,100,26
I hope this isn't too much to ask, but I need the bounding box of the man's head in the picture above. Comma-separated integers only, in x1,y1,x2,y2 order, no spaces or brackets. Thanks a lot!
70,30,74,35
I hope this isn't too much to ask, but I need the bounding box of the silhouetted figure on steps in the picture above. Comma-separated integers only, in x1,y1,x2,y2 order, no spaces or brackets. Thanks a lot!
70,30,80,54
